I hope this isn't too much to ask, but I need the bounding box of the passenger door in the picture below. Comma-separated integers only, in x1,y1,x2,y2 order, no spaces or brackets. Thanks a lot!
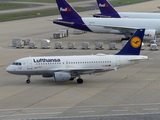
27,59,33,70
115,56,121,67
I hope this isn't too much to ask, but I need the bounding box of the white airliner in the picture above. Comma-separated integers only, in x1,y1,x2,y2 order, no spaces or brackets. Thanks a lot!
6,29,148,84
53,0,160,40
94,0,160,19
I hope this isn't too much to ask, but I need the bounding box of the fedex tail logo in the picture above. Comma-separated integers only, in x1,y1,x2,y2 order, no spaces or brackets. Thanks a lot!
60,7,71,12
99,3,109,7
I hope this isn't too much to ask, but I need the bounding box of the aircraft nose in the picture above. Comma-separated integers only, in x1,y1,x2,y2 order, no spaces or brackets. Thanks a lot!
6,65,12,73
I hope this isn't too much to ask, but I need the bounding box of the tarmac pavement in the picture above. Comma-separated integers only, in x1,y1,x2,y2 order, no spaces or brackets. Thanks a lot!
1,0,160,120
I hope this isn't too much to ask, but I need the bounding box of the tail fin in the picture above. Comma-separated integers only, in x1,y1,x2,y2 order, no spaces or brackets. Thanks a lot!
116,29,145,55
55,0,81,20
96,0,120,18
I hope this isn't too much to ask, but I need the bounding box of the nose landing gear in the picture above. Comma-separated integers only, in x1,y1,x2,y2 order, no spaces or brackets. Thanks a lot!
26,75,31,84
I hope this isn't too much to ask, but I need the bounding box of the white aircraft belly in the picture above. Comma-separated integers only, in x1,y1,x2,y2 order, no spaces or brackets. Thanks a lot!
82,18,160,35
120,12,160,19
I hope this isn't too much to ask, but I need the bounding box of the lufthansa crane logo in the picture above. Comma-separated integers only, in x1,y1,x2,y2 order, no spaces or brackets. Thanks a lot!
130,37,142,48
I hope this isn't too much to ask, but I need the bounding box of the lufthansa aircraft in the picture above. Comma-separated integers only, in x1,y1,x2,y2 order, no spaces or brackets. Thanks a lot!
93,0,160,19
6,29,148,84
54,0,160,40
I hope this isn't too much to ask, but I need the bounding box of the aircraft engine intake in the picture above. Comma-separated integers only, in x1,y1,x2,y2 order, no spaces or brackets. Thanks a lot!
144,30,156,40
53,72,71,82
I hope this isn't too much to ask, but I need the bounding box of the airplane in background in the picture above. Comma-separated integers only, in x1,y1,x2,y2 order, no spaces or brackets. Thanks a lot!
6,29,148,84
53,0,160,41
93,0,160,19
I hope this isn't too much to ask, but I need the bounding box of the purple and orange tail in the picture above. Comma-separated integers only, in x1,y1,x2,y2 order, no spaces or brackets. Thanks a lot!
55,0,81,20
93,0,120,18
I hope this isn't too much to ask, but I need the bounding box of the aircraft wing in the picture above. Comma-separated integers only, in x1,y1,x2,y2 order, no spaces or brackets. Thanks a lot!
54,20,137,33
48,67,116,75
88,24,138,33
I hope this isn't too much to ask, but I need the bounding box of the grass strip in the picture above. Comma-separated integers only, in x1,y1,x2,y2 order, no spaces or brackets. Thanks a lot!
0,0,148,21
0,2,28,10
9,0,148,4
1,0,148,11
0,7,87,21
110,0,148,5
7,0,85,3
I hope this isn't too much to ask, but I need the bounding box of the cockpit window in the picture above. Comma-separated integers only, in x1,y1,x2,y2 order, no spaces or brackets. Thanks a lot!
12,62,22,66
12,62,16,65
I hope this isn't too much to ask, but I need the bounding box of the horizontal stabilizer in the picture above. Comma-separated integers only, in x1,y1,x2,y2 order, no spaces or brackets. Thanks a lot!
128,56,149,61
54,20,74,25
93,14,112,18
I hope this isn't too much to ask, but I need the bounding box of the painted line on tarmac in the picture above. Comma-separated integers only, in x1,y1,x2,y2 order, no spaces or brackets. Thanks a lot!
126,75,160,84
65,85,141,114
0,112,62,118
1,102,160,112
111,109,128,112
17,112,160,120
78,111,95,113
23,109,46,112
143,108,159,111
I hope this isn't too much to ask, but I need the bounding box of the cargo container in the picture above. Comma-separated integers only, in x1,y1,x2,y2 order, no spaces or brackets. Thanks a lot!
41,39,50,49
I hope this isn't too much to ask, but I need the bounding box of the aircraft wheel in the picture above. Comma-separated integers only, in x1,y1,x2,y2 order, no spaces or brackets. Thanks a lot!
77,78,83,84
26,79,30,84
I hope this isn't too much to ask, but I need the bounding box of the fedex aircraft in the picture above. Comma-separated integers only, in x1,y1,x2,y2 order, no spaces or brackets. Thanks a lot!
53,0,160,40
94,0,160,19
6,29,148,84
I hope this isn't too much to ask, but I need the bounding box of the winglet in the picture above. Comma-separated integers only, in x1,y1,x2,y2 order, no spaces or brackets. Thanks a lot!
116,29,145,55
55,0,81,20
94,0,120,18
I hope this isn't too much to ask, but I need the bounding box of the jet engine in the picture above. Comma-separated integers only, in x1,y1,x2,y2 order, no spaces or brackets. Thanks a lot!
144,30,157,40
53,72,71,82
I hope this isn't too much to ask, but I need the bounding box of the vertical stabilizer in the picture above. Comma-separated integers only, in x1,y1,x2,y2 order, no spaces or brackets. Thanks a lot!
116,29,145,55
96,0,120,18
55,0,81,20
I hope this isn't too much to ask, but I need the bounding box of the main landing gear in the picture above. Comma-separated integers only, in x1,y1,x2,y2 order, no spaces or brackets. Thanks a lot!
26,75,31,84
77,77,83,84
121,33,133,41
121,37,130,41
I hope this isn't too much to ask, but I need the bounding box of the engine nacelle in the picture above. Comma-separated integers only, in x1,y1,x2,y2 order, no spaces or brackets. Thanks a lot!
144,30,156,40
53,72,71,82
42,75,53,78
